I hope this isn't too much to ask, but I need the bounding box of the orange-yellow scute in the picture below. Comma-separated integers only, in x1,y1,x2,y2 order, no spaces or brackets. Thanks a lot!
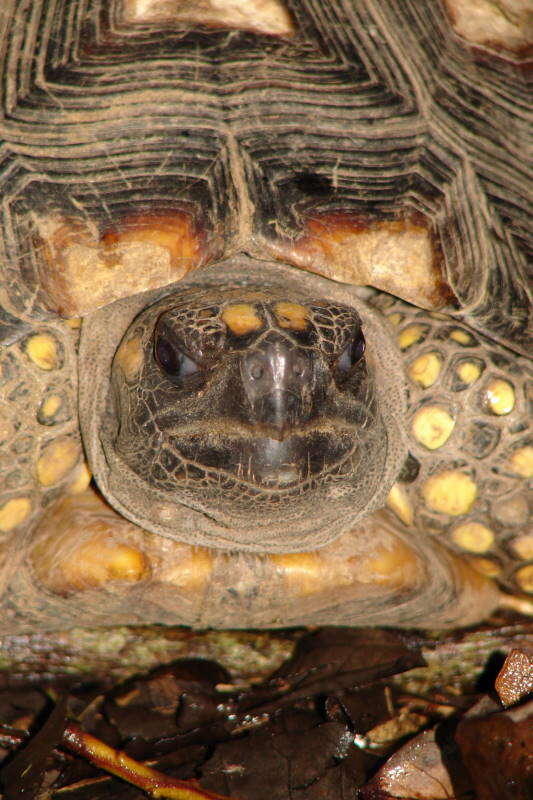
221,303,264,336
273,211,449,310
35,210,208,317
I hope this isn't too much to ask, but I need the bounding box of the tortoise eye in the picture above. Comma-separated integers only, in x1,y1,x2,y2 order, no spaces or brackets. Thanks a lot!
336,330,365,376
154,335,199,379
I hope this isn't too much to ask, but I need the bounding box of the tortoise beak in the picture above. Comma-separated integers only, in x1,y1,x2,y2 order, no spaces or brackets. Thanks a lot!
240,335,313,439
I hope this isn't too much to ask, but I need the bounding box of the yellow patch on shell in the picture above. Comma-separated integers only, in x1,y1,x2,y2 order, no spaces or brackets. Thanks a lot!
408,352,442,388
450,328,473,345
272,552,326,596
398,324,426,350
355,538,420,590
0,497,32,532
160,548,214,592
25,334,61,370
115,336,144,380
485,379,515,415
53,534,148,591
221,303,264,336
274,301,310,331
66,317,82,329
36,436,80,486
470,557,501,578
507,446,533,478
510,536,533,561
422,470,477,515
386,483,414,526
451,521,495,554
39,394,62,420
515,565,533,594
456,360,481,385
412,405,455,450
67,461,92,494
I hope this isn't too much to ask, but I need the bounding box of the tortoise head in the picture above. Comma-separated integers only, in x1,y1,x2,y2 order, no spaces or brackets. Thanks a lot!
80,262,407,552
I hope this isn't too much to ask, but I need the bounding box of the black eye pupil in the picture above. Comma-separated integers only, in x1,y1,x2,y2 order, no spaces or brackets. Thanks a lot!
155,336,179,373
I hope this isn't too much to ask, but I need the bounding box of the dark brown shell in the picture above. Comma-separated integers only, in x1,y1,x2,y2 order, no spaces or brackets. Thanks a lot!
0,0,531,355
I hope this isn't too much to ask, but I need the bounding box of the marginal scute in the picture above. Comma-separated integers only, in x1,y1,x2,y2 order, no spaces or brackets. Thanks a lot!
470,556,501,578
408,352,442,388
35,211,207,317
30,492,151,594
273,213,449,310
159,547,214,591
422,470,477,515
36,436,80,487
515,565,533,594
411,405,455,450
0,497,32,533
451,521,495,554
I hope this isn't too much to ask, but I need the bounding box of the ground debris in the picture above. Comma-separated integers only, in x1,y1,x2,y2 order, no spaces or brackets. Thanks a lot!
0,626,531,799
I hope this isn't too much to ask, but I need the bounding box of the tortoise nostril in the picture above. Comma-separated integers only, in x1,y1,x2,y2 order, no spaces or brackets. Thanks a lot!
250,364,264,380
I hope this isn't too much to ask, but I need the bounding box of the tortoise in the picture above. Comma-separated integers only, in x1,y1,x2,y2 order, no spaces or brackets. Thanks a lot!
0,0,531,634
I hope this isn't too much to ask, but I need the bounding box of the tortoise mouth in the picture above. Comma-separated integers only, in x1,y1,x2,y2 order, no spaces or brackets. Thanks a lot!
148,425,359,492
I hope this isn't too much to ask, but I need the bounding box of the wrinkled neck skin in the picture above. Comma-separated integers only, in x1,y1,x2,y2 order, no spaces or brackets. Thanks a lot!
79,256,407,553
